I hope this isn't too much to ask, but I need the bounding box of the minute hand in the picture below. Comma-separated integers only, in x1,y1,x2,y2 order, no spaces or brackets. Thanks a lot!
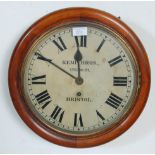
35,52,76,79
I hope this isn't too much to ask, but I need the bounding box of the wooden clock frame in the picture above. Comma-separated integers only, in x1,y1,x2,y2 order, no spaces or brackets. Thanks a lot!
8,7,150,147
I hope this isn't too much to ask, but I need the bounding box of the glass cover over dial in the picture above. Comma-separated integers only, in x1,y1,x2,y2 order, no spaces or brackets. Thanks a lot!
22,22,138,135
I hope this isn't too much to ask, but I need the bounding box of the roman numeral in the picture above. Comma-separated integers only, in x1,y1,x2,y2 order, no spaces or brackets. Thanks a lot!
106,93,123,109
32,75,46,84
75,36,87,47
113,77,127,86
35,90,51,109
96,110,105,123
96,39,105,52
51,105,64,123
74,113,83,127
52,37,67,51
108,56,123,67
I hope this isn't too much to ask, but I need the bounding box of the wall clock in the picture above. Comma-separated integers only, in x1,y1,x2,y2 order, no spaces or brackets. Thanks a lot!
8,7,150,147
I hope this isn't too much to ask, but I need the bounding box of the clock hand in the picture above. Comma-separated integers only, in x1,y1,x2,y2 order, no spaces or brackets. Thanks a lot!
35,52,52,63
74,47,82,78
35,52,76,80
74,47,84,85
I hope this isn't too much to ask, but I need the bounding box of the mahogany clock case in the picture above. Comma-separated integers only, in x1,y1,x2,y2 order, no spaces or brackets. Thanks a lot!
8,7,151,147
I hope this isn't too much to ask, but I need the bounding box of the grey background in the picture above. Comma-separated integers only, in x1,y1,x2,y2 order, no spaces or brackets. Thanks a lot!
0,1,154,153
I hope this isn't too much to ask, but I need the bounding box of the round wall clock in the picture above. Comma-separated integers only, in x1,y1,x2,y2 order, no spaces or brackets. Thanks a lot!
8,7,150,147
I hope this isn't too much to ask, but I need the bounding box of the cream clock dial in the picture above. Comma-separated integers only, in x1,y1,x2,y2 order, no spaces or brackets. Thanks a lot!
22,22,138,135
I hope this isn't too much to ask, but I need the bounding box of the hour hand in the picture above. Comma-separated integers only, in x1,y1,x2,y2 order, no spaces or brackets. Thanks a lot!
74,47,84,85
74,47,82,62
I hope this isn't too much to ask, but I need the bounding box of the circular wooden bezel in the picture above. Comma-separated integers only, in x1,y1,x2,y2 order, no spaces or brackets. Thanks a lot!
8,7,150,147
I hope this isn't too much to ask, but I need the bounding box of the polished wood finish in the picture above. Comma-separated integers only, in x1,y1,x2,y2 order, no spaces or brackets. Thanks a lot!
8,7,151,147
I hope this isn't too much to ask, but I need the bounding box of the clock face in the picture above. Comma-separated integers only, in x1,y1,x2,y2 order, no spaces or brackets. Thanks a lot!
22,22,138,135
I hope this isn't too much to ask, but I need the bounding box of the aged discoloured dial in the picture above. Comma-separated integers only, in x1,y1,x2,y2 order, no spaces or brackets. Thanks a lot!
22,22,138,135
